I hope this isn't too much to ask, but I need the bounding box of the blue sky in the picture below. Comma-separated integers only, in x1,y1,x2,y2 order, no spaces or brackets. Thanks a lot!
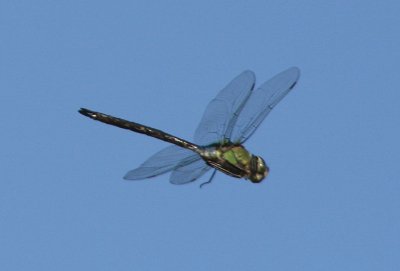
1,0,399,270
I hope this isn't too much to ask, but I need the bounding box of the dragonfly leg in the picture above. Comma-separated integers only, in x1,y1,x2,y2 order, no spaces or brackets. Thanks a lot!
199,169,217,188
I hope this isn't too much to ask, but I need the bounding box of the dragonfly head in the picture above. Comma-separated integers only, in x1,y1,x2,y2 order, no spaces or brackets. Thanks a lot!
249,156,269,183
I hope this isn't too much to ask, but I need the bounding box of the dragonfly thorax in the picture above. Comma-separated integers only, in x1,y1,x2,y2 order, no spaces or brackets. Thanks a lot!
200,144,269,183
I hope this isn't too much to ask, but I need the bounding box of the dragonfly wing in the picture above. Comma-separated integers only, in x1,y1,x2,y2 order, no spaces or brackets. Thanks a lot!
230,67,300,143
193,70,256,145
170,158,211,185
124,145,200,180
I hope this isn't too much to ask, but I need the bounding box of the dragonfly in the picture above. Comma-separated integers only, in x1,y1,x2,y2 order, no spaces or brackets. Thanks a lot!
79,67,300,186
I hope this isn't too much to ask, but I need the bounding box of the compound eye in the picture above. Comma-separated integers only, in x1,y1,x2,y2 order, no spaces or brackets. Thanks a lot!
249,156,268,183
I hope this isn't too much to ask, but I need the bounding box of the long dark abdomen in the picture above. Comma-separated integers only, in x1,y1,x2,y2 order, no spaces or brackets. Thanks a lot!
79,108,200,153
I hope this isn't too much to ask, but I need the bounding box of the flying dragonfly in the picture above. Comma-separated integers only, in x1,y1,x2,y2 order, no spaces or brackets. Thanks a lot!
79,67,300,186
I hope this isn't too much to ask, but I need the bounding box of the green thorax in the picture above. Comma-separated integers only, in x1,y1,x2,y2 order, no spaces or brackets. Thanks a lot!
203,143,252,170
220,145,252,167
200,142,268,183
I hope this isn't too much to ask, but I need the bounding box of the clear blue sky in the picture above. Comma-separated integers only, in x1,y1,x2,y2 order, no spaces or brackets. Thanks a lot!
1,1,399,270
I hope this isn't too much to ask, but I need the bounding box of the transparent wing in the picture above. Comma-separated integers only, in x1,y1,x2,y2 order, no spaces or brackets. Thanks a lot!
193,70,256,145
124,145,200,180
230,67,300,143
170,158,211,185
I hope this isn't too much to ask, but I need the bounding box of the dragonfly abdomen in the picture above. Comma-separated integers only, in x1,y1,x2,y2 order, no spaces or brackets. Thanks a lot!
79,108,200,153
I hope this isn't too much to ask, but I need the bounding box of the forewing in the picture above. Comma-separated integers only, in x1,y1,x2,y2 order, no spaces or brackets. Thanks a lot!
170,158,211,185
230,67,300,143
124,145,200,180
193,70,256,145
